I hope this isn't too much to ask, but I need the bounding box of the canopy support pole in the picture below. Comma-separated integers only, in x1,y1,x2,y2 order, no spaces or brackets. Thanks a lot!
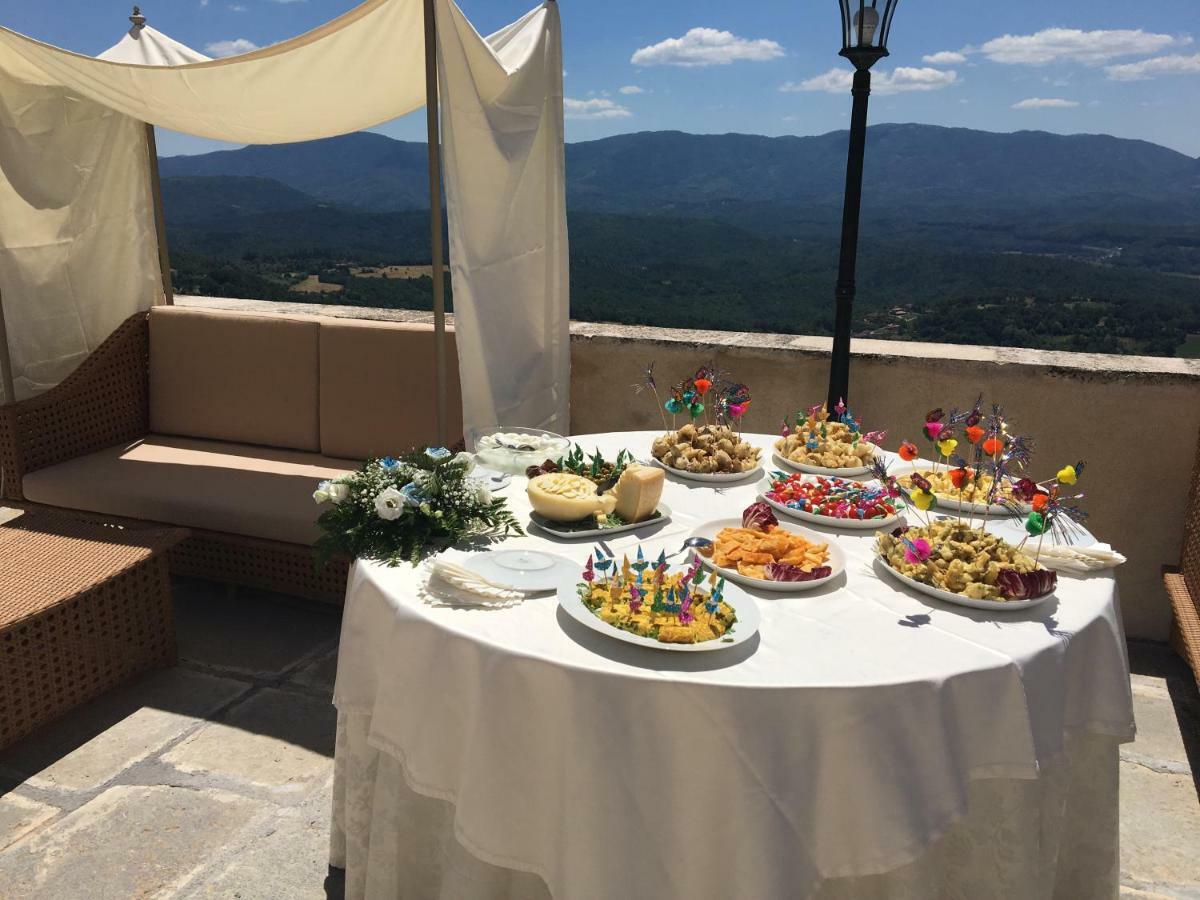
0,287,14,404
144,123,174,306
424,0,448,447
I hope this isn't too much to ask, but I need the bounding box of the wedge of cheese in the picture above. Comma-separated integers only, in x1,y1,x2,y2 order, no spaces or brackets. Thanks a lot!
528,472,616,523
612,463,665,523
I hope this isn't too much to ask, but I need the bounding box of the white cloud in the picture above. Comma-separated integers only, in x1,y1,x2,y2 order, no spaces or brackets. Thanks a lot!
1105,52,1200,81
631,27,784,67
922,50,966,65
1012,97,1080,109
204,38,259,57
563,97,632,120
781,66,957,95
980,28,1185,65
618,85,646,95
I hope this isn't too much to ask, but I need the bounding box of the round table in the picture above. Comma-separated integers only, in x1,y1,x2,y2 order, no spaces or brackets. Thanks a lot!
330,431,1134,900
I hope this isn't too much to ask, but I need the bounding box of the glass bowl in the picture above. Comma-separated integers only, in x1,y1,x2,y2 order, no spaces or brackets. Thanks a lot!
469,426,570,475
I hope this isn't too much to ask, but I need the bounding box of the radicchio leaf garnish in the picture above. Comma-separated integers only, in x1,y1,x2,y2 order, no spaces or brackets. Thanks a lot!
996,567,1057,600
764,563,832,583
742,501,778,532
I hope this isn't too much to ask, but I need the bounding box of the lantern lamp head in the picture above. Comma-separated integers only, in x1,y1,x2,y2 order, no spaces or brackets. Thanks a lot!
837,0,899,70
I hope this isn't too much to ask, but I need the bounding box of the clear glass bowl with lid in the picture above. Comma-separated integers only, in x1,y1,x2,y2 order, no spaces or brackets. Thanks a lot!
469,426,571,475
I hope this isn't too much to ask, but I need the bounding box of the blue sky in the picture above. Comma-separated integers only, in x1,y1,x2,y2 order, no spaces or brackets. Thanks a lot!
4,0,1198,157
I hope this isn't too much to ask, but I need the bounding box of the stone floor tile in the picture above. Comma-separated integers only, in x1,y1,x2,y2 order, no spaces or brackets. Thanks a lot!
178,776,338,899
0,792,59,851
0,668,251,790
173,577,341,678
0,785,264,899
162,687,335,790
1128,640,1195,683
288,647,338,695
1125,678,1194,773
1120,761,1200,888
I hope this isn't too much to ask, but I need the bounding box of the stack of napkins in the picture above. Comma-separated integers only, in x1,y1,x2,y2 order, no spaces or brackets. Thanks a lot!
423,557,526,607
1036,543,1126,573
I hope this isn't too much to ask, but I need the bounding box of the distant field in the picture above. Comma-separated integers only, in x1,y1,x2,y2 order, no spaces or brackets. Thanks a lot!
1178,334,1200,358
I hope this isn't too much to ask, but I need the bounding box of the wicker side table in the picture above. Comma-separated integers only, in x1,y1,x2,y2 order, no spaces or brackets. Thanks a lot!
0,510,188,750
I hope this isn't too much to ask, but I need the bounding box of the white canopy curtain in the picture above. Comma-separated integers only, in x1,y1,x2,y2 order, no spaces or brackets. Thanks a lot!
0,0,569,439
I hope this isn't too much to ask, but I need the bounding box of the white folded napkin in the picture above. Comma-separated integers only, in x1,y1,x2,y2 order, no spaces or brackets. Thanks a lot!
1035,543,1126,573
422,557,526,607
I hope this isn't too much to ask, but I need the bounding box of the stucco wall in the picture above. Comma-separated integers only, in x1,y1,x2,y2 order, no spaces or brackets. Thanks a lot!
570,322,1200,643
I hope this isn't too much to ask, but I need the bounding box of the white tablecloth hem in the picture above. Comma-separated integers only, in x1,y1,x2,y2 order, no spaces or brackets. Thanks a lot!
332,698,1130,890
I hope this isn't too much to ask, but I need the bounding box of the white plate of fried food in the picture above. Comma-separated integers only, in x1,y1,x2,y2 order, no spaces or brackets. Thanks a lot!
650,423,762,483
893,467,1016,516
687,512,845,593
874,520,1057,611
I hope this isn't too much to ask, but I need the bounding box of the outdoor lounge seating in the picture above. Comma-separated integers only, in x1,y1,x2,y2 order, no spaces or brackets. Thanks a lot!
0,306,463,602
0,509,186,750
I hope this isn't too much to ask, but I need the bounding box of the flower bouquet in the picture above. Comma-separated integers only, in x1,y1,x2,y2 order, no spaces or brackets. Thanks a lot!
313,447,523,566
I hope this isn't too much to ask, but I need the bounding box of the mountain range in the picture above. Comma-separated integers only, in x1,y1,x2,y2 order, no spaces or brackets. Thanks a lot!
161,124,1200,223
158,124,1200,358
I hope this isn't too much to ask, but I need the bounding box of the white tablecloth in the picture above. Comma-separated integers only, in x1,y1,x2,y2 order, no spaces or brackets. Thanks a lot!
330,431,1135,900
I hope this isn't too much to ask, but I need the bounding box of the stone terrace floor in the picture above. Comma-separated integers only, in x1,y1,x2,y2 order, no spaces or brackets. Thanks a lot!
0,578,1198,899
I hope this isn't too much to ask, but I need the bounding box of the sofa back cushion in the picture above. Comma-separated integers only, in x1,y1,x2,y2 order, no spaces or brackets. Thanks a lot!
149,306,321,451
319,318,463,460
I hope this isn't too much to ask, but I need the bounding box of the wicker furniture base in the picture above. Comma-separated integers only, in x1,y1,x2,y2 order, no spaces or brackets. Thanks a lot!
168,530,350,604
0,511,187,750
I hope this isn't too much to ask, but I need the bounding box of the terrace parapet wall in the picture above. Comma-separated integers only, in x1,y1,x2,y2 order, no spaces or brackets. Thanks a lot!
178,296,1200,641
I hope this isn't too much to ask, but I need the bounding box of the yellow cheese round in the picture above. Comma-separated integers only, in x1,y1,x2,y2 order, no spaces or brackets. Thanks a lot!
527,473,617,523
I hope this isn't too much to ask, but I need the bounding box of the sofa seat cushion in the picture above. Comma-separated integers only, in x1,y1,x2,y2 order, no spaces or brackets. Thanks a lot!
22,436,357,547
149,306,321,452
319,318,465,460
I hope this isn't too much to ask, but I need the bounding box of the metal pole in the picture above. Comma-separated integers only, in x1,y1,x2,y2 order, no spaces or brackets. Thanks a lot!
144,123,174,305
0,287,14,403
423,0,448,447
827,66,871,413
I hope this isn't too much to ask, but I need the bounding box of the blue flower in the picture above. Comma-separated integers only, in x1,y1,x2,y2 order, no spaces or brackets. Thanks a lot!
379,456,403,472
399,483,424,507
425,447,451,461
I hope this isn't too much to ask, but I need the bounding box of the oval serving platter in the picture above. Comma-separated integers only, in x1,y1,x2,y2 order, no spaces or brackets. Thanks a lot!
758,489,904,532
686,517,846,593
556,574,761,653
770,446,875,478
649,457,763,484
873,556,1055,611
529,504,673,541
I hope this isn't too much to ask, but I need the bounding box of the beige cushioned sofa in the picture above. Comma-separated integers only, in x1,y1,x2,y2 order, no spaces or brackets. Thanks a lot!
0,306,463,602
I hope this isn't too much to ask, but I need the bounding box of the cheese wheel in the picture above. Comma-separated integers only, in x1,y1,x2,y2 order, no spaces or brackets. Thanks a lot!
613,463,664,522
528,472,616,523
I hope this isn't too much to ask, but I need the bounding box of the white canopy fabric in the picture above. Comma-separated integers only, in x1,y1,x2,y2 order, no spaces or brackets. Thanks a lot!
0,0,569,439
0,0,424,144
98,23,211,66
439,2,569,434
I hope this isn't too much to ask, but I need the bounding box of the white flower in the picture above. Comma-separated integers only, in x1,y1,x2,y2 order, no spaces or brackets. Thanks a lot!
471,481,493,505
327,479,350,504
313,482,332,504
375,487,406,520
453,451,476,474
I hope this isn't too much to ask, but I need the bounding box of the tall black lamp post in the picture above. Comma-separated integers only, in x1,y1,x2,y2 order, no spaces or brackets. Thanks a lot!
827,0,899,413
